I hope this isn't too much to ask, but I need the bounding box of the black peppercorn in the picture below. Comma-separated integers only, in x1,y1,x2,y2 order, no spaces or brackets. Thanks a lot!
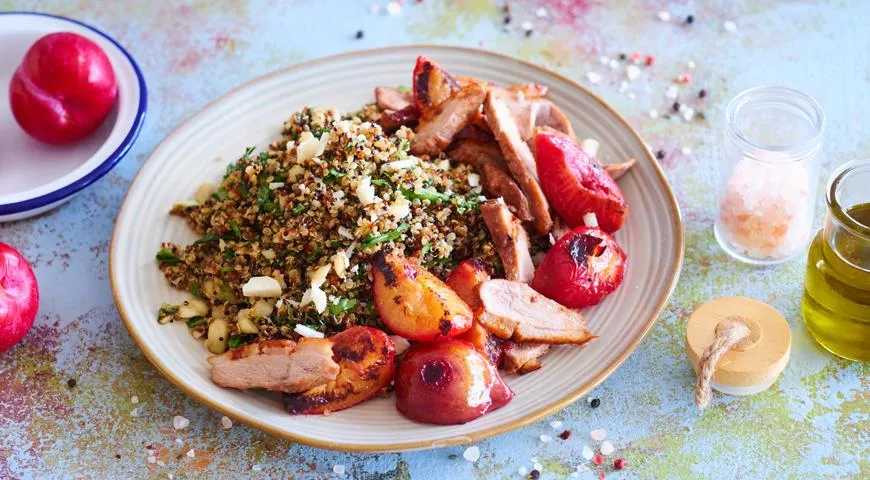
591,398,601,408
656,150,666,160
355,30,364,39
686,15,694,24
673,101,681,112
619,53,627,60
529,470,541,480
67,378,77,388
699,89,708,98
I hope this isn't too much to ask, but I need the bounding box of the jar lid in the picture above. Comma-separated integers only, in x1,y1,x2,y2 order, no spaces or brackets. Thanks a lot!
685,296,791,406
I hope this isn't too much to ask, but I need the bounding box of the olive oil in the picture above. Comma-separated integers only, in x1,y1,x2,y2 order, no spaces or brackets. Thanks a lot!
802,203,870,361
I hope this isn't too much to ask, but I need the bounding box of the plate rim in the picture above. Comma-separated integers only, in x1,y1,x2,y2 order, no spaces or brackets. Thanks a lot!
110,45,684,452
0,11,148,215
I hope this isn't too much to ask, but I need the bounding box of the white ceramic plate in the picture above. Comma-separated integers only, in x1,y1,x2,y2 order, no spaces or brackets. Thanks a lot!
0,12,146,222
111,46,683,452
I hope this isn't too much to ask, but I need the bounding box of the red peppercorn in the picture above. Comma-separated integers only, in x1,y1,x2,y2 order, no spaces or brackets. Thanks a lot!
593,453,603,465
558,430,572,440
630,52,641,63
699,89,708,98
614,458,626,470
644,55,655,66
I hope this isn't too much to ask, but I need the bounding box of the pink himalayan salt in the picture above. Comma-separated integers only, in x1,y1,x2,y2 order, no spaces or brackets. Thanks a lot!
718,156,812,259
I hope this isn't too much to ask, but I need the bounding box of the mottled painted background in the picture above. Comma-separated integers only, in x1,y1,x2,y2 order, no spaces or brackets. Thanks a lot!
0,1,868,479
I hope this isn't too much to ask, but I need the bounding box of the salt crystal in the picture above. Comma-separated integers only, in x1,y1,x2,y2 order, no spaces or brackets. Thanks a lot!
186,449,195,458
157,460,166,467
550,420,563,430
251,464,262,471
625,65,641,81
628,93,636,100
609,59,619,70
590,428,607,441
536,7,548,18
518,466,529,475
131,395,139,404
173,415,189,430
586,396,594,404
656,11,671,22
533,462,544,471
649,109,659,119
600,441,615,455
724,20,737,32
539,434,553,443
665,85,679,99
463,446,481,462
582,445,594,460
386,2,401,16
221,416,233,429
586,72,602,84
521,21,534,32
333,464,346,475
687,60,696,70
682,107,695,122
681,146,693,155
530,457,539,463
168,474,174,480
599,56,610,65
618,81,628,93
175,438,183,445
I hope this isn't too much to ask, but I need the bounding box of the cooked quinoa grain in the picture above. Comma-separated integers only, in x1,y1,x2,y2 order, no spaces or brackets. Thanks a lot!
157,107,500,350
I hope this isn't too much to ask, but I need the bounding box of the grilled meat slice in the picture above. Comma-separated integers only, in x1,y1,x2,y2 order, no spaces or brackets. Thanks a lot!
481,200,535,283
502,342,550,374
477,279,596,344
379,105,420,132
604,158,637,181
375,86,413,111
411,82,486,157
484,92,553,235
209,339,340,393
481,162,532,221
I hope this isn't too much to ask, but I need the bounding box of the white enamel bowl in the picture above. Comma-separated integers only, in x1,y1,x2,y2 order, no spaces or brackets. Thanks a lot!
111,46,683,452
0,12,146,222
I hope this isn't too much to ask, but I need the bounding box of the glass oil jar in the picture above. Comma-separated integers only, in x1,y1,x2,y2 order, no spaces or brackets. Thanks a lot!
802,161,870,361
715,86,824,265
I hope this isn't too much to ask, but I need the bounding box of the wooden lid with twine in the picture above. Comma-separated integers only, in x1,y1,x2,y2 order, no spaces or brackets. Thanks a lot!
685,296,791,409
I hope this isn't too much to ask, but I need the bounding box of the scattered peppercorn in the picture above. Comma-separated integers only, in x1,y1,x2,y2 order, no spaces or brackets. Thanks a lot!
525,29,533,37
644,55,655,66
448,454,458,460
67,378,77,389
504,15,512,24
558,429,572,440
686,15,694,24
618,53,627,60
593,453,604,465
656,150,666,160
590,398,601,408
115,454,121,459
614,458,626,470
529,469,541,480
355,30,364,39
699,89,708,98
672,101,681,112
697,111,707,120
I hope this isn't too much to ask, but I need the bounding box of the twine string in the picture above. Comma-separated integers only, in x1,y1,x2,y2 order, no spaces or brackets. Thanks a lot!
695,318,750,409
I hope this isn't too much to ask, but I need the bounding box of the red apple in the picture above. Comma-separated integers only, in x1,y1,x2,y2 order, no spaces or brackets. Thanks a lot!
0,243,39,352
9,32,117,145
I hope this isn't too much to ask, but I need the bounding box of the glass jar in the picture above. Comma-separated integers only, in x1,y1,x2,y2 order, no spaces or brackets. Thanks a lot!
802,161,870,361
715,86,824,264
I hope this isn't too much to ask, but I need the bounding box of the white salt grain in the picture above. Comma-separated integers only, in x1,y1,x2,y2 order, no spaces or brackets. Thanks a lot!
618,81,628,93
625,65,641,81
600,441,615,455
251,464,263,471
518,466,528,476
649,109,659,119
186,449,196,458
599,56,610,65
687,60,696,70
681,146,693,155
586,72,602,84
173,415,189,430
536,7,548,18
550,420,563,430
463,446,481,462
131,395,139,404
590,428,607,441
682,107,695,122
657,11,671,22
609,59,619,70
582,445,594,460
533,462,544,472
539,434,553,443
221,416,233,429
665,85,679,99
724,20,737,32
333,464,346,476
386,2,401,16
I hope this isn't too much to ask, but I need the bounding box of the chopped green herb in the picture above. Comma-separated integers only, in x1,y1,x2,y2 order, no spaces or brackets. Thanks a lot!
312,126,331,138
398,138,410,152
323,168,347,183
291,203,310,215
361,223,409,249
238,182,250,198
228,334,256,349
257,152,270,162
256,185,271,206
420,243,431,257
400,187,451,202
371,178,393,188
220,266,235,273
191,284,204,299
212,189,230,201
185,316,206,328
425,256,457,268
194,233,220,244
344,139,357,152
229,220,242,240
156,248,182,265
242,145,256,159
328,297,358,315
222,248,235,261
157,304,178,320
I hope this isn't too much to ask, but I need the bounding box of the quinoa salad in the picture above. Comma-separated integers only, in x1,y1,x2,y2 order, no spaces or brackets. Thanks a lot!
155,105,501,353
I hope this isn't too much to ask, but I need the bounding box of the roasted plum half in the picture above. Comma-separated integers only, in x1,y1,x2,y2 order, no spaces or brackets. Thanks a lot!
395,340,513,424
531,226,627,309
535,130,627,232
372,251,473,341
282,327,395,415
412,55,460,119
